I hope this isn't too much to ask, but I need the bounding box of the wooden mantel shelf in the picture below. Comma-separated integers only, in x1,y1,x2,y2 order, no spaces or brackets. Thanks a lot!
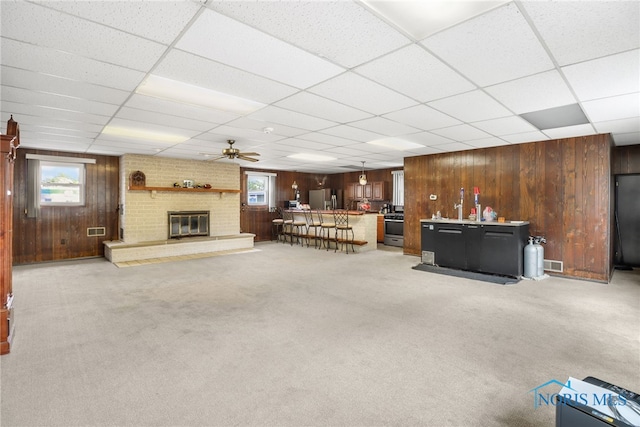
129,186,240,193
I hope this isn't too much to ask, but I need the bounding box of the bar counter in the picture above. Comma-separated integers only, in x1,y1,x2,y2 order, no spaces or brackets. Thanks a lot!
285,210,378,252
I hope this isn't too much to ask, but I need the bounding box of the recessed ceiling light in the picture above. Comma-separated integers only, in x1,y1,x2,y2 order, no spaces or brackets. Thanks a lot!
288,153,336,162
101,125,189,143
136,75,266,115
367,138,425,151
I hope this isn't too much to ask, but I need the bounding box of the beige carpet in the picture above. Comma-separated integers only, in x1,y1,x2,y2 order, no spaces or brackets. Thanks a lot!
1,242,639,426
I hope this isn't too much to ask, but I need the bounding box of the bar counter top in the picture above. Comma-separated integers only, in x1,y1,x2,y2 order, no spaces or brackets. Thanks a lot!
285,209,377,216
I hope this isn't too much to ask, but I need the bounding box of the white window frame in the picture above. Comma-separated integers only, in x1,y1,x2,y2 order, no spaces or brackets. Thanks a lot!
26,154,95,209
245,171,276,210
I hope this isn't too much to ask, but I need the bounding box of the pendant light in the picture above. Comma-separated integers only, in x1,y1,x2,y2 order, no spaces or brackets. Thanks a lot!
359,161,368,185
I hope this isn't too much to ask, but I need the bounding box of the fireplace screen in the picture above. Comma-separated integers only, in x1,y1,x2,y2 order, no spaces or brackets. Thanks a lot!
168,211,209,239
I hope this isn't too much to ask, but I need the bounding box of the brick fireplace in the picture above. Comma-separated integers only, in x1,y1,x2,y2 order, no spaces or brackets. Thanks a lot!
103,154,254,263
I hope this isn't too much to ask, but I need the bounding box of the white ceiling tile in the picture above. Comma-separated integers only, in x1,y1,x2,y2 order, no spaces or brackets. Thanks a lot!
361,0,508,41
2,86,118,117
223,118,307,138
204,125,284,144
41,1,202,44
320,125,383,142
382,105,462,131
429,141,475,152
2,1,167,71
401,132,455,146
542,124,597,140
501,131,550,144
2,66,129,105
345,142,393,154
20,130,94,146
593,117,640,135
582,93,640,122
20,139,92,152
422,2,554,86
206,1,410,68
18,124,99,140
464,137,510,149
0,112,104,134
472,116,538,136
275,92,372,123
611,132,640,146
354,44,475,102
1,101,110,127
177,10,344,89
125,94,240,125
0,39,146,91
322,145,370,157
427,90,511,122
297,132,363,147
246,106,337,131
272,138,336,152
309,72,417,115
431,124,492,141
563,49,640,101
348,117,421,137
106,118,201,140
404,145,447,156
114,107,214,133
522,1,640,66
485,70,577,114
155,50,298,105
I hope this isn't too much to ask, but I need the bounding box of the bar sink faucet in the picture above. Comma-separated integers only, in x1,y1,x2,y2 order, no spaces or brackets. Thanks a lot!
454,187,464,221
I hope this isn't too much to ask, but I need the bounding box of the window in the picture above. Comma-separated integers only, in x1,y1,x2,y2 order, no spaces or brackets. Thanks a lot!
40,161,85,206
246,171,276,209
392,170,404,206
26,154,95,215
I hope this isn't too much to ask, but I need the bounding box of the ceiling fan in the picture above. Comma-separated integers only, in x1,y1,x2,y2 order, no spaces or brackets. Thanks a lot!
207,140,260,162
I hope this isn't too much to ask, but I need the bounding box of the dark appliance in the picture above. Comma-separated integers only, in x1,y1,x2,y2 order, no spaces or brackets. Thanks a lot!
384,211,404,247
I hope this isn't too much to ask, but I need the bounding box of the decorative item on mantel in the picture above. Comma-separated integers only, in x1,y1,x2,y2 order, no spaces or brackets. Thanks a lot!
129,170,146,189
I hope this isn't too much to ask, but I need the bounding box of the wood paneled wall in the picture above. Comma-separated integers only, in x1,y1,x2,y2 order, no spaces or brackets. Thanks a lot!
612,145,640,174
12,149,119,264
404,134,613,282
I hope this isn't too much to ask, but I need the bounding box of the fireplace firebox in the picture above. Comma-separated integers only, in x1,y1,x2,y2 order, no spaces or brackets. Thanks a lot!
168,211,210,239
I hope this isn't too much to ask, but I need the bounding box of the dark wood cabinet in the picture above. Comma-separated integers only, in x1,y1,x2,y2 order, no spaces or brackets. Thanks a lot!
377,215,384,243
347,181,385,202
1,116,19,355
372,181,384,200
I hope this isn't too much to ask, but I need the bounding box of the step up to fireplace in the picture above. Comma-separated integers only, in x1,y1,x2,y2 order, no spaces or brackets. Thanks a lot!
104,234,255,263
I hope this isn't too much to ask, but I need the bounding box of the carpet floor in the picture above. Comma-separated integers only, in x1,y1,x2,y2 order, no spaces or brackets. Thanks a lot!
1,242,638,427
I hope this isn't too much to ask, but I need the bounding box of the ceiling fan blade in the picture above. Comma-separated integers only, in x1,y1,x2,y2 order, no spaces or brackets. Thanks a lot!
237,155,259,162
238,152,260,157
208,155,227,161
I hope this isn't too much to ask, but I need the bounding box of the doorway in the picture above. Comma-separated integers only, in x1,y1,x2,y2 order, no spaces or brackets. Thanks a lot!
615,174,640,266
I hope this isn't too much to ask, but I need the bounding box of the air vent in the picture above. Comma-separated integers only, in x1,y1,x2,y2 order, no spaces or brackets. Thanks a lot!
87,227,106,237
544,259,563,273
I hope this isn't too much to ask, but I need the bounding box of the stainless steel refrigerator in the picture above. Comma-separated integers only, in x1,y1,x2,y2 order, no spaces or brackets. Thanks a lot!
309,189,341,210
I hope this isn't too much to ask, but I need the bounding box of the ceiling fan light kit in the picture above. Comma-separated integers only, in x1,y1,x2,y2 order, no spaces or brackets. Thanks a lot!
210,140,260,163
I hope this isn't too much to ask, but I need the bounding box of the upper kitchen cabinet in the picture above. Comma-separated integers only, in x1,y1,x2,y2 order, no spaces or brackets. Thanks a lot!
347,181,385,201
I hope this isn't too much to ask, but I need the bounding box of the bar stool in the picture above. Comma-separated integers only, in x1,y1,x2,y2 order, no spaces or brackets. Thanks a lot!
303,209,323,248
320,211,336,251
271,207,284,242
333,209,355,254
281,210,294,244
289,211,307,246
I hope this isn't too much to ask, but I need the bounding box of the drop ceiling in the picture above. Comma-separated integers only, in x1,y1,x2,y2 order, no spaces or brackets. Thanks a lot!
1,0,638,173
